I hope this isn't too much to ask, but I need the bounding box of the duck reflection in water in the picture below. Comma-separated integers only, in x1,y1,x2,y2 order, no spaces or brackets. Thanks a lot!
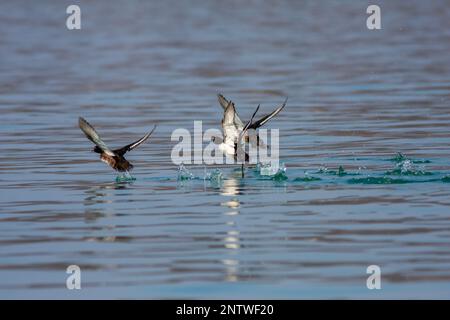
82,182,134,243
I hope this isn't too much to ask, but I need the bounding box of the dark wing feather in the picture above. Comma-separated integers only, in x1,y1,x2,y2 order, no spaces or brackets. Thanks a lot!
78,117,115,156
248,97,288,129
217,93,230,110
239,104,260,142
113,125,156,156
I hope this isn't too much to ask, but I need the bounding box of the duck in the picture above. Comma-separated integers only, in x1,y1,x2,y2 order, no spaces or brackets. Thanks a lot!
213,101,260,177
78,117,156,173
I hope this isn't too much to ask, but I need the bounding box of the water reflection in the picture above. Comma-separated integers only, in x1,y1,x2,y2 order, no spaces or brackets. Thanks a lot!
222,223,241,282
221,258,239,282
220,176,240,197
221,185,241,282
84,181,132,206
82,182,134,242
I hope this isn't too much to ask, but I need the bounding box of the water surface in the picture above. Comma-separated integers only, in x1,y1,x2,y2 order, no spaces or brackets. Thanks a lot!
1,0,450,299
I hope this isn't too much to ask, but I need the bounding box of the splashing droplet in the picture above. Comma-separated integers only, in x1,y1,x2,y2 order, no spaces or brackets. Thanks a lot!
205,169,223,182
177,164,194,181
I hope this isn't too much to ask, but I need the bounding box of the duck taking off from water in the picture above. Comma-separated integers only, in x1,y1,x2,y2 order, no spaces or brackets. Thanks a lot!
217,94,287,146
78,117,156,174
213,101,260,177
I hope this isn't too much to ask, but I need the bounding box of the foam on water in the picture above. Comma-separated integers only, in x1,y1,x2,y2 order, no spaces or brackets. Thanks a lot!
385,158,433,176
177,164,195,181
175,155,447,186
256,163,288,181
389,152,432,164
115,174,136,183
204,168,224,182
317,165,360,177
293,174,322,182
347,176,412,185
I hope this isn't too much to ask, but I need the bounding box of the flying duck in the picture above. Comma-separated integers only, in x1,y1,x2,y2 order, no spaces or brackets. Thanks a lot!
213,101,260,177
78,117,156,173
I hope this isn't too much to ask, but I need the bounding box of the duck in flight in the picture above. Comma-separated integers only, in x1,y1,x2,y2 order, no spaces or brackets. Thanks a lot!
213,101,260,177
78,117,156,174
217,94,287,146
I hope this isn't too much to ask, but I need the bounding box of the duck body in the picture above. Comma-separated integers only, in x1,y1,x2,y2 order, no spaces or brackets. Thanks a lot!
79,117,155,173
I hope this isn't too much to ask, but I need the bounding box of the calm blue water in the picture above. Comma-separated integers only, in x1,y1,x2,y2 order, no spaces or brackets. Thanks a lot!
1,0,450,299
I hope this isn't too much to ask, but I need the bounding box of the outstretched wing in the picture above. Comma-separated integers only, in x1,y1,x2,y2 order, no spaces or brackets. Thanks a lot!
239,104,260,144
113,125,157,156
217,94,244,129
217,93,230,110
78,117,115,156
248,97,288,129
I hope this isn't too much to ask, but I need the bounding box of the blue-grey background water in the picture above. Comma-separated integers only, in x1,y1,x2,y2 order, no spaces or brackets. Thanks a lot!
1,0,450,299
